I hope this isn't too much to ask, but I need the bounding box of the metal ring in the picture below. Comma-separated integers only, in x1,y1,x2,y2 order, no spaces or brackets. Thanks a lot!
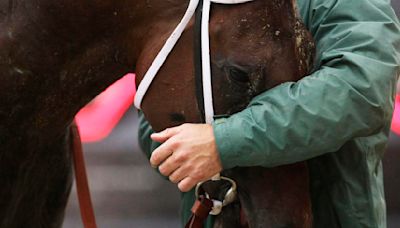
194,176,237,199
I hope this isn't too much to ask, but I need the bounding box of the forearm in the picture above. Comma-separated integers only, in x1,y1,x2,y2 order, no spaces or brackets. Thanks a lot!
214,66,398,169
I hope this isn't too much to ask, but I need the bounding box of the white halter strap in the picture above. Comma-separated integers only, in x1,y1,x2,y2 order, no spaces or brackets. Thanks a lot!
134,0,253,124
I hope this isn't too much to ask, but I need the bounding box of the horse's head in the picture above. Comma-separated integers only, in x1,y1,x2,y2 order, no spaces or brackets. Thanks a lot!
136,0,314,132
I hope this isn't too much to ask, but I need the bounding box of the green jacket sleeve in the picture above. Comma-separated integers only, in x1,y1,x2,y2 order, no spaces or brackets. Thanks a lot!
138,112,171,179
138,111,160,160
213,0,400,169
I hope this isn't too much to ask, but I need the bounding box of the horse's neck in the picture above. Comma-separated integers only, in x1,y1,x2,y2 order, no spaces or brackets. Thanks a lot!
0,0,186,75
0,0,190,134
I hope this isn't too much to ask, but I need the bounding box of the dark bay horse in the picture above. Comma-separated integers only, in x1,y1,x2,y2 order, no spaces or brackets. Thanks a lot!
0,0,313,227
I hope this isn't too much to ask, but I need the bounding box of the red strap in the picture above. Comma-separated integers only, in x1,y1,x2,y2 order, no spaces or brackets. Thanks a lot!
71,122,97,228
185,196,213,228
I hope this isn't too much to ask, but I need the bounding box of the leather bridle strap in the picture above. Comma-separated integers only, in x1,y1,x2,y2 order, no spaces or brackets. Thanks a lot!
71,122,97,228
194,0,205,123
185,196,214,228
134,0,253,124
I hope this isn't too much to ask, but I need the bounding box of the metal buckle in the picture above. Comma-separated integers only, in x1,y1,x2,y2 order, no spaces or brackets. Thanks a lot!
195,176,237,215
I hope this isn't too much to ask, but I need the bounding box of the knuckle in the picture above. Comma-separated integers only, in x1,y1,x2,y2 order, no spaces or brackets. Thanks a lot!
192,171,203,181
175,153,187,163
174,155,184,163
170,140,180,149
194,168,207,180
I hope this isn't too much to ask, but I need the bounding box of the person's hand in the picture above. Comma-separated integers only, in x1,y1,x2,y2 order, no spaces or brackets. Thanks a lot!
150,123,222,192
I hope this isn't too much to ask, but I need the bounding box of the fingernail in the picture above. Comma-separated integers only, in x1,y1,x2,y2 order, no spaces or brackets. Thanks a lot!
150,162,157,169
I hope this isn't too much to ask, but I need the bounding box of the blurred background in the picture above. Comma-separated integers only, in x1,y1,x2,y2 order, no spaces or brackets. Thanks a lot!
63,2,400,227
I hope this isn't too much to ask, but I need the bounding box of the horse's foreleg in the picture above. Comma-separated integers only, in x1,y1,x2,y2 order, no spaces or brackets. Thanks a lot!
0,126,73,228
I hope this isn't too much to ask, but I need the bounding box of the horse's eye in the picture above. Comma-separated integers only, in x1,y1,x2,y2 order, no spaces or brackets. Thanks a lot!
229,67,249,83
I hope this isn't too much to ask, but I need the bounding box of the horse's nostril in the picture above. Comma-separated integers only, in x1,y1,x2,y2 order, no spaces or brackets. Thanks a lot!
169,113,186,123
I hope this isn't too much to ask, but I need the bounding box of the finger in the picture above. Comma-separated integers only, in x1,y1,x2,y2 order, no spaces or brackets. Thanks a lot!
150,141,175,167
151,126,181,143
158,155,181,177
178,176,197,192
168,165,190,184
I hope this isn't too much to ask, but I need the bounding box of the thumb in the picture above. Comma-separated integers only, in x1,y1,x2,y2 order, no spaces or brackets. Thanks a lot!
151,126,180,143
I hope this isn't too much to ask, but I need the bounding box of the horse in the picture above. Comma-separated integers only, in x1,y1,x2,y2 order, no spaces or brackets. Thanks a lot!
0,0,313,227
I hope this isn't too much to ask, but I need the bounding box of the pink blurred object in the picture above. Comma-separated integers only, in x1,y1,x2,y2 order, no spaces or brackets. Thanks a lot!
392,95,400,136
75,74,136,142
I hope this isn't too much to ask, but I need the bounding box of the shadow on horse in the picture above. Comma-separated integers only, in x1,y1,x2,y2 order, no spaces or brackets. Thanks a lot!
0,0,314,227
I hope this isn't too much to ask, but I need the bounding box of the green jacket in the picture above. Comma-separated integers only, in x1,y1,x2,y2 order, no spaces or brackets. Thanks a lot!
138,0,400,227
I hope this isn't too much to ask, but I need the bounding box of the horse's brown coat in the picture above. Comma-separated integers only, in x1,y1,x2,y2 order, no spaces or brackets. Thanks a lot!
0,0,314,227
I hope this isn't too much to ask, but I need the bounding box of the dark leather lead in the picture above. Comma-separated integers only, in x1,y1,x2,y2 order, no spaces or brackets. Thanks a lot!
71,122,97,228
185,196,214,228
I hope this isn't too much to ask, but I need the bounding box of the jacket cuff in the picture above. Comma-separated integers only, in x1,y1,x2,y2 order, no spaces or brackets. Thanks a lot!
212,118,240,169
